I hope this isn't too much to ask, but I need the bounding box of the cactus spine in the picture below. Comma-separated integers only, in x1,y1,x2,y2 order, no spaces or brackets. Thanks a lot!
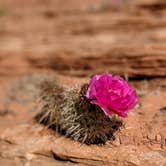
35,81,122,144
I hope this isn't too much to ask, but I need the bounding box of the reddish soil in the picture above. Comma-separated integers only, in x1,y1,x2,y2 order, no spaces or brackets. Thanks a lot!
0,0,165,165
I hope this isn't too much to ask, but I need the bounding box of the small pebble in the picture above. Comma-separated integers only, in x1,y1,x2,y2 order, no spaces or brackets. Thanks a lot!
155,134,161,142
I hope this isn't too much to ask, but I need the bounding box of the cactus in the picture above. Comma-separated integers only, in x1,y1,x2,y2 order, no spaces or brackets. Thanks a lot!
35,81,122,144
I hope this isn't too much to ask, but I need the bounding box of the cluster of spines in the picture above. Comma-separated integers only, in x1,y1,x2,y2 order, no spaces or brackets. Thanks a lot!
35,81,122,144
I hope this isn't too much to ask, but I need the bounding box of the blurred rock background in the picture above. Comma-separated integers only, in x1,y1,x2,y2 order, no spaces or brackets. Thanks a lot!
0,0,165,84
0,0,165,166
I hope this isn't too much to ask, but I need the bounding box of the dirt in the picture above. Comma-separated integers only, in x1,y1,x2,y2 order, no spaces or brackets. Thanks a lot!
0,0,166,165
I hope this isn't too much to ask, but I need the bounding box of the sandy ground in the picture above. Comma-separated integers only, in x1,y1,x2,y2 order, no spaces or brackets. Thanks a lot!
0,0,165,165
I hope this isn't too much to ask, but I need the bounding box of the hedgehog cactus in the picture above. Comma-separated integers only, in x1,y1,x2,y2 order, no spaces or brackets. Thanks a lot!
35,74,138,144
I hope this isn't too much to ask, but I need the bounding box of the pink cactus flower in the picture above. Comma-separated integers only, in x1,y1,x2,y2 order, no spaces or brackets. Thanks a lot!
86,74,138,118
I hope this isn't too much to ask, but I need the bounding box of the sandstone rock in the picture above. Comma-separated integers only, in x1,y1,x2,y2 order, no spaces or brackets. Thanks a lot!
0,0,166,165
0,0,166,84
0,90,165,166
